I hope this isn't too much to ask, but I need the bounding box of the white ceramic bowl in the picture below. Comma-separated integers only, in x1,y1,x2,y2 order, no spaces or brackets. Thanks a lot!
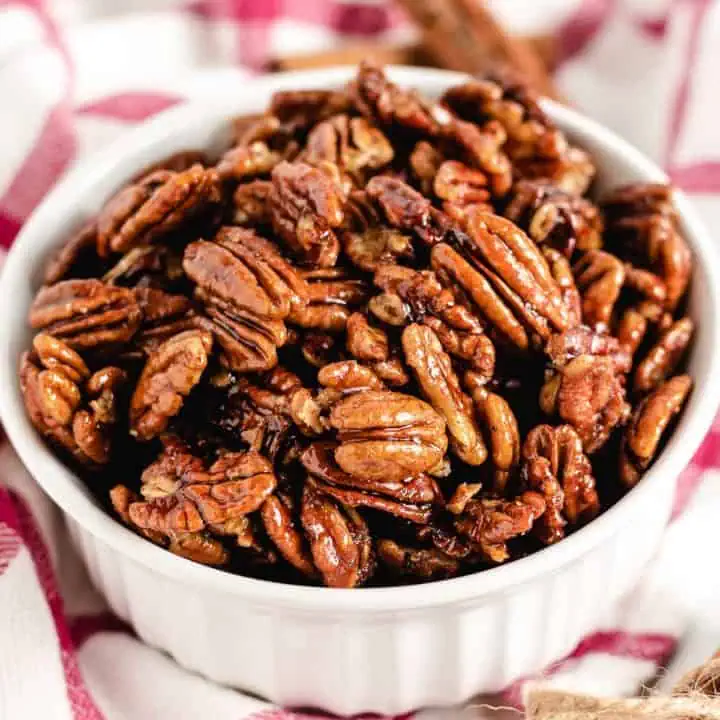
1,67,719,716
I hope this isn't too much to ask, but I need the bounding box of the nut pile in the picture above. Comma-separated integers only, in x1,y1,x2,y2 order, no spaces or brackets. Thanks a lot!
20,63,694,587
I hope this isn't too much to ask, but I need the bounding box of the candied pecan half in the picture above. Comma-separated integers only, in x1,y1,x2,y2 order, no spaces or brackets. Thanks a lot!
318,360,385,395
269,161,344,267
634,317,693,397
543,248,582,327
301,482,374,588
453,491,546,563
471,387,520,493
185,227,308,321
269,89,351,137
232,180,272,226
349,60,439,136
96,165,221,256
288,268,369,333
302,442,436,524
184,228,307,372
21,334,125,464
603,183,691,310
573,250,626,330
441,116,512,197
410,140,444,195
29,279,142,351
402,324,487,465
377,539,460,580
505,179,602,256
346,312,388,362
433,159,493,225
260,493,316,577
304,115,393,185
365,176,448,247
371,264,496,376
442,77,595,194
133,287,197,356
216,141,281,183
341,189,415,272
329,390,448,482
168,533,229,566
129,329,212,441
43,221,99,285
521,424,599,544
620,375,692,487
540,348,630,453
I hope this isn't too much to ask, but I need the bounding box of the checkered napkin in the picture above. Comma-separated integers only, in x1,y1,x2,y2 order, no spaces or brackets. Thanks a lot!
2,1,720,718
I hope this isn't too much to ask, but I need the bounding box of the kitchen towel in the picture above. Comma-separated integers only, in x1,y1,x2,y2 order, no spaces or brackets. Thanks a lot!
1,1,720,718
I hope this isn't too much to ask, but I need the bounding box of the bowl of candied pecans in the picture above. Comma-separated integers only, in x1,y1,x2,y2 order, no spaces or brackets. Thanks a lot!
1,64,719,714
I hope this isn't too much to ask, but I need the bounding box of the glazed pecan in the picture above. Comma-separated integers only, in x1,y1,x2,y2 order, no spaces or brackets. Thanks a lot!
402,324,487,466
341,189,415,271
573,250,626,330
540,348,630,453
505,179,603,256
216,141,281,183
301,482,374,588
371,264,496,376
543,248,582,327
349,60,439,136
232,180,272,226
433,159,493,225
346,312,388,362
29,279,142,351
442,77,595,194
43,221,99,285
269,89,351,138
96,165,221,256
430,219,565,352
471,387,521,493
303,114,393,186
184,227,307,371
269,161,344,267
318,360,386,395
329,390,448,482
620,375,692,487
634,317,693,396
410,140,444,195
129,329,212,441
377,539,460,580
21,334,125,464
133,287,196,356
287,268,369,333
127,442,277,547
603,183,691,310
521,424,599,544
453,491,546,563
441,116,512,197
261,493,316,577
302,441,437,523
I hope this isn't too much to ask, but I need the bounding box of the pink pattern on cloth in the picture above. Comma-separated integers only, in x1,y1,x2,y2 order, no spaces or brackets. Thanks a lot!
0,487,105,720
555,0,616,65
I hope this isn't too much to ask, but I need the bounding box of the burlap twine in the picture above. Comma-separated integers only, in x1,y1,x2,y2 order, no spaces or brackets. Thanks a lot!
518,653,720,719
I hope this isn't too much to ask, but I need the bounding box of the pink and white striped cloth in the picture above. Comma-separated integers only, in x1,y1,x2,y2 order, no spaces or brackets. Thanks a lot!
1,1,720,718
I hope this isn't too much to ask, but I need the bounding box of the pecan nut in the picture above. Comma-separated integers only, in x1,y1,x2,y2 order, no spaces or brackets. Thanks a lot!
29,279,142,351
505,179,602,256
603,183,691,310
300,482,374,588
329,390,448,482
573,250,626,330
96,165,221,256
129,329,212,441
540,330,631,453
21,334,125,464
634,317,693,396
521,424,599,544
402,324,487,466
620,375,692,487
269,161,344,267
